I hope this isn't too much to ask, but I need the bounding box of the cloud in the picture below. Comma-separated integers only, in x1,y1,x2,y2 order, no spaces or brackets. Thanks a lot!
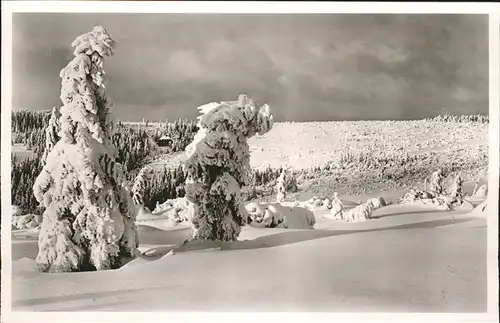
12,14,488,121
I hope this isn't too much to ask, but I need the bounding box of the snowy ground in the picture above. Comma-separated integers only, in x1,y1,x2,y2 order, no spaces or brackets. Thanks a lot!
11,196,488,312
247,120,488,170
140,120,488,172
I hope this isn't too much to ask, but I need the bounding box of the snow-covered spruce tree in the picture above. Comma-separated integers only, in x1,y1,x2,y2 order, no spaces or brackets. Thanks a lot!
33,26,138,273
132,165,150,206
448,173,464,198
428,169,445,194
42,107,61,164
184,94,274,241
275,168,286,202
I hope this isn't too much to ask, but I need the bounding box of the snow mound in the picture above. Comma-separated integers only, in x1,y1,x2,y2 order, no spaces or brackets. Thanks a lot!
246,202,315,229
468,200,488,217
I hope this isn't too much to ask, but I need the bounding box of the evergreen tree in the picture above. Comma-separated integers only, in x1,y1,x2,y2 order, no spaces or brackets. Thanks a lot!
42,107,61,164
429,169,445,194
276,168,286,202
184,94,274,241
448,173,464,198
33,26,138,273
132,166,150,205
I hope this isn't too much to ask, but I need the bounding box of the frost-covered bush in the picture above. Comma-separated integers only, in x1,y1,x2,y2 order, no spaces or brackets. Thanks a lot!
245,202,314,229
398,187,463,212
399,188,436,204
366,197,387,209
343,203,373,223
323,193,382,223
184,94,274,241
245,202,285,228
328,193,344,220
322,197,332,210
152,197,190,223
33,26,138,272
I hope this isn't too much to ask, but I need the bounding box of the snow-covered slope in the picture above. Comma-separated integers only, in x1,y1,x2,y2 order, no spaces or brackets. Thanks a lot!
11,199,488,312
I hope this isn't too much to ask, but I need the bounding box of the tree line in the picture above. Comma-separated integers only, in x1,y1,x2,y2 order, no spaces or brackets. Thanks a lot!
11,110,199,214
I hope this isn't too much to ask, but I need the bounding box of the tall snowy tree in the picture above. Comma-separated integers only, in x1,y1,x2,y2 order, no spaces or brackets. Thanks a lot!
428,169,445,194
276,168,286,202
184,94,274,241
33,26,138,273
448,173,464,198
41,107,61,164
132,165,150,206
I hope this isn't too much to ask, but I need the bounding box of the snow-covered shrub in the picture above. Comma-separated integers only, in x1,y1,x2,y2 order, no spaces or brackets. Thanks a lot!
152,197,190,223
328,193,344,220
322,197,332,210
245,202,285,228
245,202,266,224
33,26,138,273
399,188,436,204
399,187,461,212
343,203,373,223
41,107,61,164
366,197,387,209
184,94,274,241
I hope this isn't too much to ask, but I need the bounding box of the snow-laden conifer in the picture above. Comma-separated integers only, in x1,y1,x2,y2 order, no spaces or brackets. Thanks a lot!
41,107,61,164
184,94,274,241
448,173,464,198
33,26,138,272
275,168,286,203
132,166,151,206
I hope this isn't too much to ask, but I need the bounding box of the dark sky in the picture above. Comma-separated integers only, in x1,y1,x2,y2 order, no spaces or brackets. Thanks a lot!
12,14,488,122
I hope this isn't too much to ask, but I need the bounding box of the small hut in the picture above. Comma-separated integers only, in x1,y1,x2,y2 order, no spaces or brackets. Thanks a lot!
157,135,173,147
